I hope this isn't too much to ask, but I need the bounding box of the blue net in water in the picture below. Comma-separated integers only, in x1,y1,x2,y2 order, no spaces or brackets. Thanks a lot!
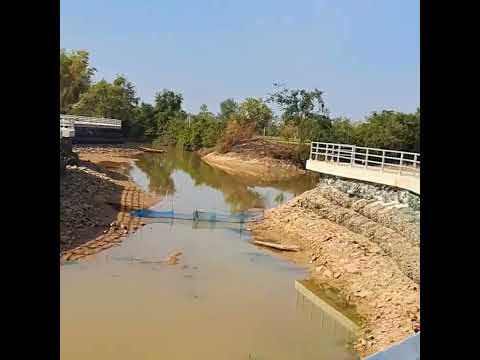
130,209,262,224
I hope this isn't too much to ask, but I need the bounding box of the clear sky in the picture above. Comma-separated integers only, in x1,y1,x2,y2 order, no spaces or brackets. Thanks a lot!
60,0,419,121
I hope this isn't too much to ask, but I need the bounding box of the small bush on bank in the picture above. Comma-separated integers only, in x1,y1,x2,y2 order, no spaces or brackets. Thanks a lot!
279,123,298,142
217,118,256,153
177,115,223,151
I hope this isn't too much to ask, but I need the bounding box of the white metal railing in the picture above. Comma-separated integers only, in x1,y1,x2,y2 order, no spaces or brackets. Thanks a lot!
60,117,75,138
60,114,122,128
60,118,74,128
309,142,420,176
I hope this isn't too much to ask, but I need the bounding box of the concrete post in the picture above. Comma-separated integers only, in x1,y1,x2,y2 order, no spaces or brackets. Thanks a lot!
381,150,385,172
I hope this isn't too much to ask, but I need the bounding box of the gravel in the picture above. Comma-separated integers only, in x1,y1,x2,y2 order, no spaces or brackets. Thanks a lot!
60,162,121,248
73,143,143,153
60,138,79,175
317,175,420,211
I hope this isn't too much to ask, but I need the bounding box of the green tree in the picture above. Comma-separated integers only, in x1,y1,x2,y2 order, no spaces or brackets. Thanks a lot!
326,117,355,144
199,104,214,117
268,84,330,144
219,98,239,122
355,110,420,152
153,89,186,136
132,103,156,137
71,75,139,135
184,104,220,149
239,97,273,133
138,103,157,135
265,115,282,136
163,116,188,145
60,49,96,113
414,108,420,152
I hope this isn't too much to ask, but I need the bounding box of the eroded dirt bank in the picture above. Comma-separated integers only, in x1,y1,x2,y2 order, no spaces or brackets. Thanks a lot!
250,179,420,357
201,138,308,181
60,145,160,262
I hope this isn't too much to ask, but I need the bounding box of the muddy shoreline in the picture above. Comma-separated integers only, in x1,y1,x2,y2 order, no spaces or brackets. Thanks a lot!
202,151,306,181
60,145,160,262
200,137,308,181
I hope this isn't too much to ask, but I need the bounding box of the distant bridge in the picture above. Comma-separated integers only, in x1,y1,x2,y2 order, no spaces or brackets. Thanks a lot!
306,142,420,194
60,115,123,143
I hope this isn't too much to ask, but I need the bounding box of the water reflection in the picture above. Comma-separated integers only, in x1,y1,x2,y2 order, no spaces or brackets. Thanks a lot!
62,146,360,360
274,192,286,205
133,146,318,212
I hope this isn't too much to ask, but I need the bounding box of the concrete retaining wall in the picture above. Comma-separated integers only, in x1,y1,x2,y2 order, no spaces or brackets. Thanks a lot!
306,159,420,195
73,126,125,144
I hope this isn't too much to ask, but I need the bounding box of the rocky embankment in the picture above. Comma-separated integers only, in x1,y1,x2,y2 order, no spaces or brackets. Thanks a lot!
300,178,420,283
250,177,420,357
60,144,159,261
73,143,146,152
60,138,79,174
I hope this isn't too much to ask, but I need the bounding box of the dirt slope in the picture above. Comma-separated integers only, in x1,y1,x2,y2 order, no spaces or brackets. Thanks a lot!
60,146,159,262
201,137,308,181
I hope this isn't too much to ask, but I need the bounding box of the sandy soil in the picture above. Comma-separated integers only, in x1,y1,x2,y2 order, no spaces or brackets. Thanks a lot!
60,147,160,262
201,138,308,181
250,190,420,358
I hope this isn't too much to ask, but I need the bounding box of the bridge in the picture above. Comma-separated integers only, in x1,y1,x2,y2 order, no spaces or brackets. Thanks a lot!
306,142,420,194
60,114,124,143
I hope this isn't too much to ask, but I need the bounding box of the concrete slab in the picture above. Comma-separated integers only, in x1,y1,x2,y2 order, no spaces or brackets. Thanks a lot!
294,280,359,333
364,333,420,360
306,160,420,194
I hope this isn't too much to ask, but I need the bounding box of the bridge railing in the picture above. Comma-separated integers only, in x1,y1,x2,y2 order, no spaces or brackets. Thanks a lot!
60,117,75,138
310,142,420,176
60,114,122,128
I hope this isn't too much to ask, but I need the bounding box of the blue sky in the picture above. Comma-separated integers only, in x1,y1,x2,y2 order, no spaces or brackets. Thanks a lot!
60,0,419,121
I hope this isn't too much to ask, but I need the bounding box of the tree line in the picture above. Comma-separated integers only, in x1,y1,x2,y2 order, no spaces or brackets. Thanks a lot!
60,49,419,153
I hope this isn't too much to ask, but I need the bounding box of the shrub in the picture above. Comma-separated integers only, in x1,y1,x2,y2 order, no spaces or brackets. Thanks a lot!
217,118,256,153
177,114,223,150
279,124,297,142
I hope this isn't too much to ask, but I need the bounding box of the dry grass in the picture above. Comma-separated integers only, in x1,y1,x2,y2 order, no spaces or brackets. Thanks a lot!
217,119,256,153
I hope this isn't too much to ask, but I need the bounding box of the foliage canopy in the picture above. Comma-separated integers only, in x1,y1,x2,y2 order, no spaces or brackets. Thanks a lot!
60,50,419,153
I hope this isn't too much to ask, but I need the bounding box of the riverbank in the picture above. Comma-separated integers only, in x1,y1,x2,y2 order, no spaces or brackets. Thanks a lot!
250,180,420,357
60,142,419,356
60,145,160,262
201,137,309,181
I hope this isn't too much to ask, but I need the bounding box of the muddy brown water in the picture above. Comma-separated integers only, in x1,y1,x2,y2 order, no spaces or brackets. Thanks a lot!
61,147,360,359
